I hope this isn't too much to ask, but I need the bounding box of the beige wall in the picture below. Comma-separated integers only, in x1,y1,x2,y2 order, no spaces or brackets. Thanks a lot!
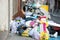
10,0,13,21
13,0,18,15
0,0,8,31
0,0,18,31
10,0,18,20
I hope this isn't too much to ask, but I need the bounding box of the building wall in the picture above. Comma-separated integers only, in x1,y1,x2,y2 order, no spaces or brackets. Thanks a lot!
0,0,23,31
0,0,8,31
10,0,18,21
13,0,18,15
10,0,13,21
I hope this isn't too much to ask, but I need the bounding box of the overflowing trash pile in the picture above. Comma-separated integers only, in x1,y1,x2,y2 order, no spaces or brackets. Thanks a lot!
10,0,58,40
10,0,50,40
10,15,49,40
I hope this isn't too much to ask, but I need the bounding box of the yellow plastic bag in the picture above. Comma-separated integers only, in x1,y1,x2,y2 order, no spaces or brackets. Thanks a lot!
22,34,29,37
22,28,31,37
22,30,29,36
40,5,48,12
40,32,49,40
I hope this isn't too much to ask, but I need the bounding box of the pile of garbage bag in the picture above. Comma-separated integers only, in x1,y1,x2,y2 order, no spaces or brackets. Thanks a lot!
10,15,49,40
10,1,51,39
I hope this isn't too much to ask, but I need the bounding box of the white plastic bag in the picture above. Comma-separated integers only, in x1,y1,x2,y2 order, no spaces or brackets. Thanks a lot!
10,20,17,33
25,11,33,16
29,27,40,40
25,20,32,27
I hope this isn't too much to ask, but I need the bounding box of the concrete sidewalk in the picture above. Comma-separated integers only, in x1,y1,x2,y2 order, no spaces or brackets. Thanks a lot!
6,33,35,40
0,31,8,40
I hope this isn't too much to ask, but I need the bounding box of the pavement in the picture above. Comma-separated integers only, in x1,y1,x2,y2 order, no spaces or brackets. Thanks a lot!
0,32,60,40
6,33,35,40
0,31,8,40
6,33,60,40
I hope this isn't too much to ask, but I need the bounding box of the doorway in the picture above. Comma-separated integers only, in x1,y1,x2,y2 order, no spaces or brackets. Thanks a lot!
54,0,60,10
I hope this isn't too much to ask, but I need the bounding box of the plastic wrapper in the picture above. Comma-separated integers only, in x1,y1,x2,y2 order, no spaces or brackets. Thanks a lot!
22,28,32,37
29,27,40,40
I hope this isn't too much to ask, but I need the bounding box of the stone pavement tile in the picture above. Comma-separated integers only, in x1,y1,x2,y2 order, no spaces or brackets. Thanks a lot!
0,31,8,40
6,33,35,40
